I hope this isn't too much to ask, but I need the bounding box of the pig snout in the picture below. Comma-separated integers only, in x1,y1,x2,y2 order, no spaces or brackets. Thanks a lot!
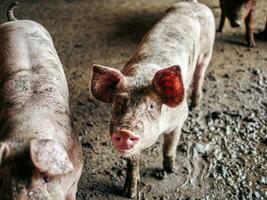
111,130,140,153
230,20,242,28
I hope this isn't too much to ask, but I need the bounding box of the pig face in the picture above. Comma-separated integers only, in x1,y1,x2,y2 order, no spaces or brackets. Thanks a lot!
220,0,252,27
90,64,184,155
0,139,74,200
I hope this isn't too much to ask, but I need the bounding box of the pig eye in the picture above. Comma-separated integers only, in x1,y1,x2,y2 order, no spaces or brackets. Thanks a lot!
114,96,127,113
41,174,50,184
148,102,156,111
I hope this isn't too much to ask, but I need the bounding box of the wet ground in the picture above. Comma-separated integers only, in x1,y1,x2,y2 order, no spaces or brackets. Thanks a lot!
0,0,266,199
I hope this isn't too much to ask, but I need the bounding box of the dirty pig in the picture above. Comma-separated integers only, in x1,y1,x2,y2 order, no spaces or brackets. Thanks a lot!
0,3,83,200
217,0,257,47
90,0,215,198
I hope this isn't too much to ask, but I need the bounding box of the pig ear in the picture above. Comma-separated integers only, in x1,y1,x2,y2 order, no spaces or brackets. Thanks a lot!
0,143,10,165
90,64,125,103
30,139,73,176
152,65,185,107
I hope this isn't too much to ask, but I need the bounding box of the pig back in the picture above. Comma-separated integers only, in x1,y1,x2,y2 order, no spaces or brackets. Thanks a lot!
123,2,215,89
0,20,70,142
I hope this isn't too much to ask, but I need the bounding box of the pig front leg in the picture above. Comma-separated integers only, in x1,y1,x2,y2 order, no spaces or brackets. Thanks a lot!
123,153,140,198
245,10,256,47
163,104,188,172
217,11,225,32
163,128,182,173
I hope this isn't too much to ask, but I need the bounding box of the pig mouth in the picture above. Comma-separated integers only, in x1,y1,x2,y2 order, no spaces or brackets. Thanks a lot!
115,147,137,154
113,145,139,155
27,187,53,200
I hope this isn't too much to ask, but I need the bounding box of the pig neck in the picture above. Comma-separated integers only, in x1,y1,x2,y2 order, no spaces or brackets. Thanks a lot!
0,102,72,145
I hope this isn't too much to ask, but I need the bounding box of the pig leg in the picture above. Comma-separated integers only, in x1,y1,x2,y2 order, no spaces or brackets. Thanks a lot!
191,51,212,108
163,129,182,173
123,153,140,198
245,8,256,47
163,105,188,173
217,11,225,32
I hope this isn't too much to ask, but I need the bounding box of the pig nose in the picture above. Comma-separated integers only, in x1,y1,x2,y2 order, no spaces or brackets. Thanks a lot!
231,20,241,28
111,130,139,152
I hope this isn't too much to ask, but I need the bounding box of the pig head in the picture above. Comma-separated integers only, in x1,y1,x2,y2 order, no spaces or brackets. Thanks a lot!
218,0,257,47
0,139,76,200
90,64,185,155
219,0,254,27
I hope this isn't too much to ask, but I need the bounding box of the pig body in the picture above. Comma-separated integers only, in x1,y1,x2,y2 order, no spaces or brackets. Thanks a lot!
0,3,83,200
90,0,215,198
218,0,257,47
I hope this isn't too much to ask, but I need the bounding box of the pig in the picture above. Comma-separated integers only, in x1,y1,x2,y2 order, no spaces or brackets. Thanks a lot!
0,2,83,200
90,0,215,198
217,0,257,47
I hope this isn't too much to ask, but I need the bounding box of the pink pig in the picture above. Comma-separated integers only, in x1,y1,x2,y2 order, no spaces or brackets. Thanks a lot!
90,0,215,198
0,3,83,200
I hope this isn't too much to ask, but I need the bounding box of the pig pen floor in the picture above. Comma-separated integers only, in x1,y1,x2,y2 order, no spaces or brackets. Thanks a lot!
0,0,266,199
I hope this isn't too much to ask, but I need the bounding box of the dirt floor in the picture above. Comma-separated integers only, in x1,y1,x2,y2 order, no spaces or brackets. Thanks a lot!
0,0,266,199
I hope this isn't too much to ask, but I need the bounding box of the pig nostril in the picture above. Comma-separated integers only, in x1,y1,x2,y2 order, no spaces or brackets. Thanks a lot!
115,137,121,141
130,137,139,142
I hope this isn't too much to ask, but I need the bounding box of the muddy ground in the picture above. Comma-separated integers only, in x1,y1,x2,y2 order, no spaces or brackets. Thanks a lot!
0,0,266,199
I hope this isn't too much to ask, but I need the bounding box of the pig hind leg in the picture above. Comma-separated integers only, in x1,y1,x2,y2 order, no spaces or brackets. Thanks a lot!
245,9,256,47
123,153,140,198
191,51,212,108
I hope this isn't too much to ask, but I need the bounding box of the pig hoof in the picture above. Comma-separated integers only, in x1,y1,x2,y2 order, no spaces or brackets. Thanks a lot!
123,179,138,198
153,169,167,180
191,93,201,108
190,99,200,109
247,40,256,48
246,35,256,47
190,102,198,109
123,186,137,198
163,156,176,173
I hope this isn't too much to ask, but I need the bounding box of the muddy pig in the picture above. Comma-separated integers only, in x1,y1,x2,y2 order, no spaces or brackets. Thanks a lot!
90,0,215,198
0,2,83,200
217,0,257,47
